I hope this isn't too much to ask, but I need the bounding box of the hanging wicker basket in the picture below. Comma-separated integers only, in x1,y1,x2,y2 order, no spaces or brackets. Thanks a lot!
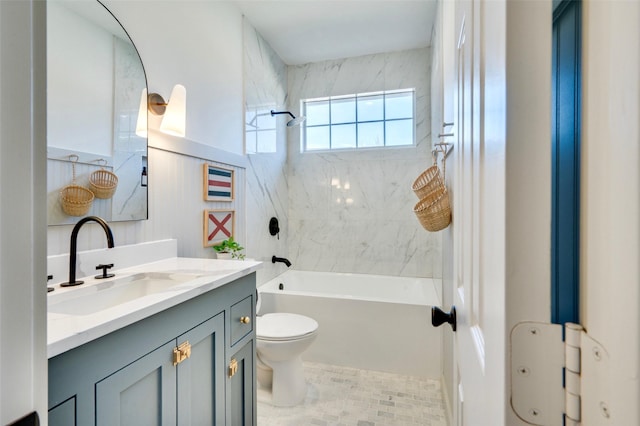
413,185,452,232
59,154,95,216
60,184,95,216
89,169,118,199
412,164,444,199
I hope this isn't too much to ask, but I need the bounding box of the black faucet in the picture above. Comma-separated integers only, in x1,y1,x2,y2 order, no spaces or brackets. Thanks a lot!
61,216,115,287
272,256,292,267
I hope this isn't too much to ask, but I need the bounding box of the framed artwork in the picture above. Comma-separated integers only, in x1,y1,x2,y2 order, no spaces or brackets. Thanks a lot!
203,163,234,201
204,209,235,247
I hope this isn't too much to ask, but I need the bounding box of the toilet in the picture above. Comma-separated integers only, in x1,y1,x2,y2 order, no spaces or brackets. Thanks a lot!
256,312,318,407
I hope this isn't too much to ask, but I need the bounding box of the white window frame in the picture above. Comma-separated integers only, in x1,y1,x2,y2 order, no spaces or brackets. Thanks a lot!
301,88,416,152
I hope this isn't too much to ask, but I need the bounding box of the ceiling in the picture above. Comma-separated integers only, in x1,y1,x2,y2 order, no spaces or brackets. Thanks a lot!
234,0,438,65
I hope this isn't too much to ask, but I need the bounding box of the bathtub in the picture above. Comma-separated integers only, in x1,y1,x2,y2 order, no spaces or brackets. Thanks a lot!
257,270,442,378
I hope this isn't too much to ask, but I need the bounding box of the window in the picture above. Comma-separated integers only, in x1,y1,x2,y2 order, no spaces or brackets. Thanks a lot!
301,89,415,152
245,107,276,154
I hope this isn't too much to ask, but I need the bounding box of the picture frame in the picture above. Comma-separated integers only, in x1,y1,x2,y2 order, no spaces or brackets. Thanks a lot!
203,163,234,201
203,209,235,247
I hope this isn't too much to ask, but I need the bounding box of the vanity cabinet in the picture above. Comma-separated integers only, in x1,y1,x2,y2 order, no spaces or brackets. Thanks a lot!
48,273,256,425
228,340,255,426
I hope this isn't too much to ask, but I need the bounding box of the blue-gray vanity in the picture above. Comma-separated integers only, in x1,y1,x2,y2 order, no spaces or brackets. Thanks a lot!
47,256,260,425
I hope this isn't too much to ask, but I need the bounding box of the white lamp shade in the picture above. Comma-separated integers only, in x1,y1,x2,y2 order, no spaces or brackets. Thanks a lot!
135,88,148,138
160,84,186,137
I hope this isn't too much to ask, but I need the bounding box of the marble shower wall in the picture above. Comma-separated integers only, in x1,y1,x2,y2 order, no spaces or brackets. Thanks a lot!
287,48,442,278
243,20,290,285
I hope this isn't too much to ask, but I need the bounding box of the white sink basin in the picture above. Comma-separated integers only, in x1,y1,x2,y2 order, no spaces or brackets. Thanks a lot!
48,272,202,316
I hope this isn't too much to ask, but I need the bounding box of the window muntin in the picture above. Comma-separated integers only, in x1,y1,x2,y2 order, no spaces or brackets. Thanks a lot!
245,108,276,153
302,89,415,152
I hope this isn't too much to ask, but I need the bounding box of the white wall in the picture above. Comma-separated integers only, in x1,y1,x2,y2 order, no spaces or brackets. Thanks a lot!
47,1,113,156
47,1,248,261
286,48,441,278
581,0,640,421
0,1,48,423
103,0,244,155
48,140,248,261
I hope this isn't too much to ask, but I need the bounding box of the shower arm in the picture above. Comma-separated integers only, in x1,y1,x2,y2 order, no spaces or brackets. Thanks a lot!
270,110,296,120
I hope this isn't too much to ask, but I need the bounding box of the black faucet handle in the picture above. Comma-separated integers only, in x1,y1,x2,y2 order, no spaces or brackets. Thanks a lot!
95,263,115,279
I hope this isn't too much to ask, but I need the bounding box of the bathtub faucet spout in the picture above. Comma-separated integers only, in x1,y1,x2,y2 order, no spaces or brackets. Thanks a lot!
272,256,292,267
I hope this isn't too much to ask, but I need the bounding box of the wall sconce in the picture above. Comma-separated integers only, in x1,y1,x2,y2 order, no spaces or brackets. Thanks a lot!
148,84,187,137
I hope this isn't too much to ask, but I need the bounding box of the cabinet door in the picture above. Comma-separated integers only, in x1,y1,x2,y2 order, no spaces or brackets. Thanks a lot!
48,397,76,426
95,340,177,426
177,313,225,425
228,340,255,426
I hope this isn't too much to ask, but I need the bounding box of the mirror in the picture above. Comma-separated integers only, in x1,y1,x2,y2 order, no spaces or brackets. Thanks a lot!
47,0,148,225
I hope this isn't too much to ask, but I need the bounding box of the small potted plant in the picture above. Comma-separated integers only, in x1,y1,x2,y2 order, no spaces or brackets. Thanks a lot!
212,237,245,260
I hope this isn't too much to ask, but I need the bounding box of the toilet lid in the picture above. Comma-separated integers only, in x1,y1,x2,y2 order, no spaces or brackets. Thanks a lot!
257,313,318,341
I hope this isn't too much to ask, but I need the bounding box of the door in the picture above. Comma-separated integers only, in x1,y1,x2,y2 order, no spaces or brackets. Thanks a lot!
227,340,255,426
48,398,76,426
176,313,225,425
450,0,506,424
551,0,581,325
96,340,177,425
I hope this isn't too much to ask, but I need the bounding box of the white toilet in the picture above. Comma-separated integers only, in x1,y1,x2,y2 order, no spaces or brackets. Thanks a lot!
256,312,318,407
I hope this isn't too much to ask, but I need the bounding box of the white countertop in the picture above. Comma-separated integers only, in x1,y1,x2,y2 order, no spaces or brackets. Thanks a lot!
47,257,261,358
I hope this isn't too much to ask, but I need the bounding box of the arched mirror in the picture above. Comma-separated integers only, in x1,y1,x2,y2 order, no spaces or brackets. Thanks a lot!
47,0,148,225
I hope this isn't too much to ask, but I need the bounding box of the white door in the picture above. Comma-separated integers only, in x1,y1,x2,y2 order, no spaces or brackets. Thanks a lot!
449,0,506,424
443,0,639,424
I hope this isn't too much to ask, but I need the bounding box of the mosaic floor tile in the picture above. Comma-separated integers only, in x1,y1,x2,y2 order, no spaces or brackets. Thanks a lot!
257,362,448,426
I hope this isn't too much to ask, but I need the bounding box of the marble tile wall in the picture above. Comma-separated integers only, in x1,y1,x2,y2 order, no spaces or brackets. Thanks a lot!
243,20,290,285
287,49,442,278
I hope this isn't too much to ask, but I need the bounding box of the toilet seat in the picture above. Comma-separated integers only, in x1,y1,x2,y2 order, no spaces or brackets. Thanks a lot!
257,313,318,341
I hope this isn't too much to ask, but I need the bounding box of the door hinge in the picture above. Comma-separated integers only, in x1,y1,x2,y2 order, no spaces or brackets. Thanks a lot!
510,321,611,425
173,341,191,366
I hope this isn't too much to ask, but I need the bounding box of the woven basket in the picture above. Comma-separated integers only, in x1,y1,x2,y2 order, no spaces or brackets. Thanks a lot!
89,169,118,199
60,185,95,216
412,164,444,199
413,186,452,232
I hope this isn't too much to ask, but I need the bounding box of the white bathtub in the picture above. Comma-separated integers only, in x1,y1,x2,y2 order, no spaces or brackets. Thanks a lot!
257,270,442,378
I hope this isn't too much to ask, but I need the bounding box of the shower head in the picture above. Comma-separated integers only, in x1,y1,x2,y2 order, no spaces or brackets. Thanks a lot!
286,116,306,127
271,110,306,127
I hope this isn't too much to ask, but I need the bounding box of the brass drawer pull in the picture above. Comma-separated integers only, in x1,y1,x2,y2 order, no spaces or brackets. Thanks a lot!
173,341,191,366
229,358,238,377
240,316,251,324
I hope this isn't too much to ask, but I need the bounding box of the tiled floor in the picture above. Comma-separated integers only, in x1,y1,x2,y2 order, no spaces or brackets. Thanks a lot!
257,362,448,426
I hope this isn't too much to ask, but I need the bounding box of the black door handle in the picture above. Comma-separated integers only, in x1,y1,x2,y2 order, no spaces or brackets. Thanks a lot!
432,306,457,332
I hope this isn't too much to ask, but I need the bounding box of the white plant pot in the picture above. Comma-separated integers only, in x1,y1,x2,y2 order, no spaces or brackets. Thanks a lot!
216,252,233,260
